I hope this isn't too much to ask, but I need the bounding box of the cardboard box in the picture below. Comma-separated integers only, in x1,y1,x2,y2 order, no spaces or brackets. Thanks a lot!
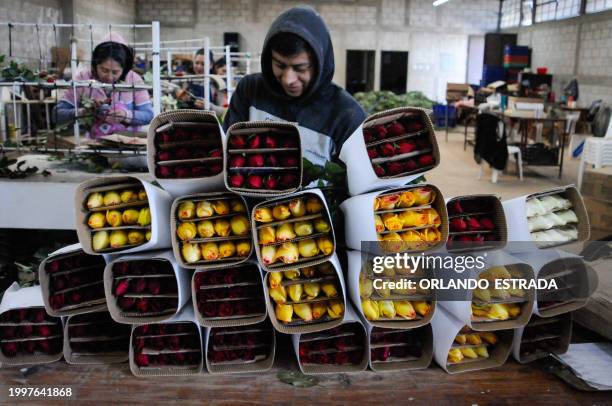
203,319,275,374
104,250,191,325
147,109,226,197
251,188,336,272
75,175,173,255
63,310,130,365
129,306,203,377
445,194,508,254
512,312,572,364
263,254,347,334
446,83,474,101
347,250,436,330
170,192,253,270
583,197,612,233
437,251,535,331
367,324,433,372
340,184,448,255
292,303,368,374
431,306,513,374
514,250,598,318
39,243,109,317
224,121,302,197
502,185,590,252
0,283,64,366
581,168,612,202
192,260,267,328
339,107,440,196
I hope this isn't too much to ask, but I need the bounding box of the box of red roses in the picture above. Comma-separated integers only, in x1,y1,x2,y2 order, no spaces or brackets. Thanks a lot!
204,319,275,374
445,194,508,253
224,121,302,197
292,303,368,374
432,306,513,374
171,192,253,270
75,175,172,255
0,283,63,366
192,261,267,328
252,189,335,272
129,306,203,377
104,250,191,325
39,243,108,316
63,310,130,364
347,250,436,330
367,324,433,372
339,107,440,196
341,184,448,254
512,312,572,364
147,110,225,197
264,254,346,334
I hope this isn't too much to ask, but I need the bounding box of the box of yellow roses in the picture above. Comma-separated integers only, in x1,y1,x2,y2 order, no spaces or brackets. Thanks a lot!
437,251,535,332
513,249,598,318
340,184,448,255
251,188,336,272
74,175,173,255
103,250,191,325
347,250,436,330
431,306,513,374
263,253,347,334
171,192,253,270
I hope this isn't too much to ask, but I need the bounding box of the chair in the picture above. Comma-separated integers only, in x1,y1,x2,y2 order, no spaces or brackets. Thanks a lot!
577,137,612,190
478,145,523,183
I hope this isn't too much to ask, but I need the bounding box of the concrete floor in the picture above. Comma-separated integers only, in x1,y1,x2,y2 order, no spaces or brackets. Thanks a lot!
427,128,581,200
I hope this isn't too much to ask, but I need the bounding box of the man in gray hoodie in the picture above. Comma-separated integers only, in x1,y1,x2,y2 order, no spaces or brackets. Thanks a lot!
223,6,366,168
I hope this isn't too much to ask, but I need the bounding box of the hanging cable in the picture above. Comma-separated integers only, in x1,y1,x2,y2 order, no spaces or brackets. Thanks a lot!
8,23,13,57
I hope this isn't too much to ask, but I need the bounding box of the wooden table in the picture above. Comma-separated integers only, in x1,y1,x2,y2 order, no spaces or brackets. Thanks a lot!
0,353,610,405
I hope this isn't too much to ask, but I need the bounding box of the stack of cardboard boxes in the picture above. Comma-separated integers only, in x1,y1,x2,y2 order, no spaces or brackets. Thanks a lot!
580,167,612,240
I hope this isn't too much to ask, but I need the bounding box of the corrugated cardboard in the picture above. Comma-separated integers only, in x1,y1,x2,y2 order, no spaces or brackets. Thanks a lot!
263,254,347,334
512,312,572,364
170,192,253,270
583,197,612,233
340,107,440,196
367,324,433,372
147,109,226,197
74,175,172,255
581,168,612,202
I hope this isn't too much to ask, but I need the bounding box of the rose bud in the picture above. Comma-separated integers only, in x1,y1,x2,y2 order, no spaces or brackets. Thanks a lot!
247,154,265,167
479,217,495,231
22,340,36,354
148,280,161,295
386,161,404,175
70,291,82,304
281,137,298,148
32,309,46,323
387,121,406,137
266,154,279,167
219,303,233,317
46,260,61,273
167,335,180,350
201,303,216,317
416,137,430,149
484,233,498,242
136,298,149,313
449,200,463,215
50,294,65,310
209,149,222,158
373,164,385,177
176,148,191,160
403,159,418,172
19,325,34,338
374,125,388,139
115,280,130,296
229,173,245,187
1,342,17,357
335,352,349,365
119,297,135,310
157,151,172,161
114,262,130,275
280,173,298,187
37,325,53,337
173,352,186,365
265,175,278,189
151,337,165,351
466,217,481,231
280,155,298,167
379,142,395,157
229,134,246,148
230,155,246,168
406,120,424,133
191,166,209,177
367,148,378,159
135,353,149,367
457,235,473,243
450,218,467,232
264,134,277,148
157,354,170,366
157,166,173,178
134,278,147,293
418,154,435,167
363,128,375,143
159,132,173,143
15,309,28,322
248,134,261,149
473,234,485,244
174,166,191,179
3,326,16,339
396,140,417,154
247,174,263,189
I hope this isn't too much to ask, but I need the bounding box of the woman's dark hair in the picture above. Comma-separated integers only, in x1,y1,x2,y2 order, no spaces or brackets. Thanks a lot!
195,48,214,73
91,42,134,81
269,33,312,57
213,57,226,73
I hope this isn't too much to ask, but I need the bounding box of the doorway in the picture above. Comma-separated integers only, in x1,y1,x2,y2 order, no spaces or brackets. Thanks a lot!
380,51,408,94
345,50,375,94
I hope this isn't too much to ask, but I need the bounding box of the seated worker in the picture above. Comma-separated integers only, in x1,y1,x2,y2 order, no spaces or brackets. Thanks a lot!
54,32,153,138
177,48,225,116
223,6,366,168
213,57,227,76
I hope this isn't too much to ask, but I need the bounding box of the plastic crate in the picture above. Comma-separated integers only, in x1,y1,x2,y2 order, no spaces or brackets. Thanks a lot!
433,104,456,128
518,143,560,166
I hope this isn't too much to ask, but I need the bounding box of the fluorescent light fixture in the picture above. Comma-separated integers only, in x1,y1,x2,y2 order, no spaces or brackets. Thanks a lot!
433,0,451,6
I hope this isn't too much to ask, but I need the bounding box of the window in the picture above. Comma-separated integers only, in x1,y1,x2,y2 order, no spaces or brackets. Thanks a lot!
535,0,580,21
380,51,408,95
522,0,534,25
501,0,522,28
586,0,612,12
345,50,375,95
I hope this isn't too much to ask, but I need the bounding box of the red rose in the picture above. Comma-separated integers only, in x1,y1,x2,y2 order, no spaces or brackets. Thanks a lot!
32,309,46,323
115,280,130,296
264,134,277,148
466,217,481,231
167,335,180,350
70,291,82,304
281,137,298,148
1,342,17,357
230,155,246,168
191,166,209,177
247,154,265,167
280,173,298,187
418,154,434,167
229,134,246,148
248,134,261,149
176,148,191,160
386,161,404,175
247,174,263,189
449,201,463,215
473,234,485,244
367,148,378,159
219,303,233,317
134,278,147,293
403,159,418,172
136,298,148,313
266,154,279,167
38,325,52,337
157,151,172,161
135,354,149,367
46,260,60,273
173,353,186,365
265,175,278,189
229,173,245,187
159,133,173,143
119,297,135,310
22,341,36,353
148,280,161,295
387,121,406,137
380,143,396,157
209,149,222,158
450,218,467,232
280,155,298,167
373,164,385,177
52,276,66,291
484,233,497,241
212,351,225,363
363,129,375,143
174,166,190,179
373,125,388,139
479,217,495,231
416,137,430,149
406,120,424,133
396,140,417,154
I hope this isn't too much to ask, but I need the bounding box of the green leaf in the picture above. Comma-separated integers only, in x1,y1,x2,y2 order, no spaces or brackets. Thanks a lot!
277,371,319,388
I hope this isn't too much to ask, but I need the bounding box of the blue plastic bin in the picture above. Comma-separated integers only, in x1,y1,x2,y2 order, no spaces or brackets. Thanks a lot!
433,104,456,128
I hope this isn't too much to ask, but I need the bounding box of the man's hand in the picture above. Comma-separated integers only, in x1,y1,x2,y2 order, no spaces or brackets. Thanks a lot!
107,108,128,124
194,99,205,109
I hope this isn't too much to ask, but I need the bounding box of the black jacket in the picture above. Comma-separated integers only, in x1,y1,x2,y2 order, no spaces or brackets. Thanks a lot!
223,6,366,166
474,113,508,171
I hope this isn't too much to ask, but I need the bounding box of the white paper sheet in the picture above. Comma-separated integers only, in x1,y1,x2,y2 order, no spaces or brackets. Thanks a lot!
557,343,612,390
